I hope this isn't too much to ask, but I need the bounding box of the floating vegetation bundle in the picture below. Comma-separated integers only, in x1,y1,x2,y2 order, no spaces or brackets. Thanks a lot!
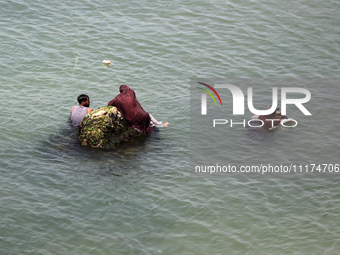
78,106,143,149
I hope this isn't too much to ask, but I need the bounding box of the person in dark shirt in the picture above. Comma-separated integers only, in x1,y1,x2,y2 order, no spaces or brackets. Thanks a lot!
258,107,287,130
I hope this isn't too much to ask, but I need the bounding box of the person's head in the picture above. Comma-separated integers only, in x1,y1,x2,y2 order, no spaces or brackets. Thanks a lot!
119,85,130,93
77,94,90,107
267,106,280,118
275,107,281,117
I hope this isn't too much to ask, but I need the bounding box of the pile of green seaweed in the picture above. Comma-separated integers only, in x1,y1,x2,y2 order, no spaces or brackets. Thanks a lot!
78,106,143,149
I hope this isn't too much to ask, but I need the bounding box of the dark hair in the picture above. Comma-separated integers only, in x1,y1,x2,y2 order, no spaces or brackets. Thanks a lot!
77,94,89,104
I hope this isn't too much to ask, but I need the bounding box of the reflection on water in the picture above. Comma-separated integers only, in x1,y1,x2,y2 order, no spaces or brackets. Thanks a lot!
39,121,168,168
246,125,278,143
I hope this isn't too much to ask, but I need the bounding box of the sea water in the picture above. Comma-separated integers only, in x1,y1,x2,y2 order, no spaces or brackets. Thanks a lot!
1,0,339,254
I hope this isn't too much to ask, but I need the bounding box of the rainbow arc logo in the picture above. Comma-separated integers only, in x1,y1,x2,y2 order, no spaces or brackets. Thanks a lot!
197,82,223,106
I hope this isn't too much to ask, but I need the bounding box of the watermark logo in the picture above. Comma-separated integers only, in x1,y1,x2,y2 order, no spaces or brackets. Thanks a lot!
197,82,223,108
196,81,312,129
199,82,312,116
190,78,339,178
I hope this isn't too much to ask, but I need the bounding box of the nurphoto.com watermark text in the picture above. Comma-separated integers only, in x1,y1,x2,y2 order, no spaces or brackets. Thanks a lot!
195,164,340,175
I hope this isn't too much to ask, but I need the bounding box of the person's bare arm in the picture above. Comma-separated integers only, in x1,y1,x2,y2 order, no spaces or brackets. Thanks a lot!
88,108,93,114
70,106,75,116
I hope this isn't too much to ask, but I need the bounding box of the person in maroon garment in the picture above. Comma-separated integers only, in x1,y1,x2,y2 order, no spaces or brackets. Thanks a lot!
108,85,152,134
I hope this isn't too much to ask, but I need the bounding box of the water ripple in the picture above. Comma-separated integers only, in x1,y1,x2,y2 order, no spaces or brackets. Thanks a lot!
1,0,340,254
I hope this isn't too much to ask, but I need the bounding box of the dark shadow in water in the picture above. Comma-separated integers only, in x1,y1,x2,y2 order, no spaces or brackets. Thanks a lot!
246,125,278,144
37,120,166,168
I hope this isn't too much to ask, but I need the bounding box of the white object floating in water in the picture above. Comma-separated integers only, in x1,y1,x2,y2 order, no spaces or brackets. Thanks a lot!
102,60,112,64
